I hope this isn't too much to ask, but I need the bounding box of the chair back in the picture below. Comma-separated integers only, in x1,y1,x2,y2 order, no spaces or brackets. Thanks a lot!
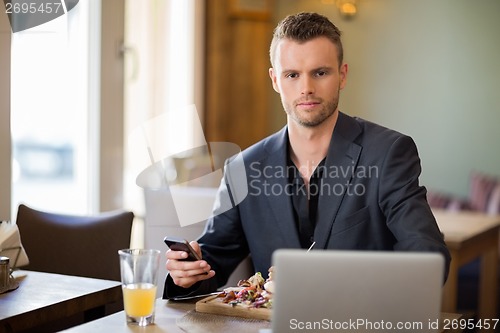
16,204,134,281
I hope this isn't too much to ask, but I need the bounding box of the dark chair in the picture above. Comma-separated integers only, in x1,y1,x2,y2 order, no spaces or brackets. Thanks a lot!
16,203,134,281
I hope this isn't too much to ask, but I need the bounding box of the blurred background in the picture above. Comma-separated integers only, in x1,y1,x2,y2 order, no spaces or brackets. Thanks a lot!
1,0,499,222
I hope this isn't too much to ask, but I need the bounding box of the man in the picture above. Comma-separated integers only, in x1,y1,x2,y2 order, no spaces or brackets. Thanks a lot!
163,12,450,298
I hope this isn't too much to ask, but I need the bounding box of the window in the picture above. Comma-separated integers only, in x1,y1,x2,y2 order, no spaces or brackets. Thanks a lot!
11,1,96,216
10,0,202,221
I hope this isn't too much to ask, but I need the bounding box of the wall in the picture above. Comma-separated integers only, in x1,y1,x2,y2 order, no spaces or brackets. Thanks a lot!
0,11,11,220
272,0,500,197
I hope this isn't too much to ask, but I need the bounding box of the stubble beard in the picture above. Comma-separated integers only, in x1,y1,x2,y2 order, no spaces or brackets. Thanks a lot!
284,94,339,128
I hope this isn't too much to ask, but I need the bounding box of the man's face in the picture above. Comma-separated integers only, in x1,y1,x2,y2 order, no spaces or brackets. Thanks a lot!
269,37,348,128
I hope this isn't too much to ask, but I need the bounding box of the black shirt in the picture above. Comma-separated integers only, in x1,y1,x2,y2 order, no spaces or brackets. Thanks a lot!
288,156,326,249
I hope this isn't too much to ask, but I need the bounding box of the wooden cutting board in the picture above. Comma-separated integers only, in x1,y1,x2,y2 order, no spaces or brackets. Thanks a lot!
195,294,271,321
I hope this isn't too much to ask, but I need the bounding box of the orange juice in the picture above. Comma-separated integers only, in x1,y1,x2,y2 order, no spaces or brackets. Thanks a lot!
122,283,157,317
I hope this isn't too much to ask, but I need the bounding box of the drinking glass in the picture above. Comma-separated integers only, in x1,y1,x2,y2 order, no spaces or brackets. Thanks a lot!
118,249,160,326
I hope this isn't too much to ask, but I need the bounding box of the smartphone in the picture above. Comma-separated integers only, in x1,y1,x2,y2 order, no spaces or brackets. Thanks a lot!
164,236,202,261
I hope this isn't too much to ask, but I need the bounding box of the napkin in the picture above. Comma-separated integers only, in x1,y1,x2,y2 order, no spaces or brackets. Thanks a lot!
0,221,29,268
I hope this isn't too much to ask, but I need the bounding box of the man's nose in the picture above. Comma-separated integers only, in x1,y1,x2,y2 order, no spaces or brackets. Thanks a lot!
301,76,315,95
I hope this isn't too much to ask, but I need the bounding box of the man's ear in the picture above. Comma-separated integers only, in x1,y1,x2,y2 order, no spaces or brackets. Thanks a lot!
339,63,348,90
269,68,280,93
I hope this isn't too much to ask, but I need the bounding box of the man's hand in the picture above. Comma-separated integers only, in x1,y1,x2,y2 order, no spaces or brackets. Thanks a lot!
166,240,215,288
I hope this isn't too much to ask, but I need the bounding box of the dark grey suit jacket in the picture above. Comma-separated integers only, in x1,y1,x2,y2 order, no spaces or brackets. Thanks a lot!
163,112,451,298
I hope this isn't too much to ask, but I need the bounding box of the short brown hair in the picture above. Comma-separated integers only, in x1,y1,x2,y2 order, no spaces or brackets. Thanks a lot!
269,12,343,68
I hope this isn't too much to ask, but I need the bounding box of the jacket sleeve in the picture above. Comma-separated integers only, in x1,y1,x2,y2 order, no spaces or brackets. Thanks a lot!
162,273,217,299
162,163,250,299
378,135,451,282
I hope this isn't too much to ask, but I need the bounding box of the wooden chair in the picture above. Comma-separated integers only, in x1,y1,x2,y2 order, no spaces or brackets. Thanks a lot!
15,204,134,281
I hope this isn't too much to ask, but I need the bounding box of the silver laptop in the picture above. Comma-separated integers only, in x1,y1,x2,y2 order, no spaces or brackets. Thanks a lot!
271,249,444,333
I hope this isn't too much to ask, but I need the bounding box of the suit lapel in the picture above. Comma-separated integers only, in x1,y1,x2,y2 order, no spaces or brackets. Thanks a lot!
261,127,301,248
314,112,362,249
256,113,363,249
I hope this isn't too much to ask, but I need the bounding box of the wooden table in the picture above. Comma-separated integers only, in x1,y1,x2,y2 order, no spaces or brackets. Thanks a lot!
60,299,190,333
433,210,500,323
0,270,122,333
60,298,463,333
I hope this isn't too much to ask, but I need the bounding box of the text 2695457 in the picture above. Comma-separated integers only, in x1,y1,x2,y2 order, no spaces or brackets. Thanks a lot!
5,2,64,14
442,318,498,331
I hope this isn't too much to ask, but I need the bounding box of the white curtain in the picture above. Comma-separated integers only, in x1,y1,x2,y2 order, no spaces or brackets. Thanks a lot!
123,0,205,218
